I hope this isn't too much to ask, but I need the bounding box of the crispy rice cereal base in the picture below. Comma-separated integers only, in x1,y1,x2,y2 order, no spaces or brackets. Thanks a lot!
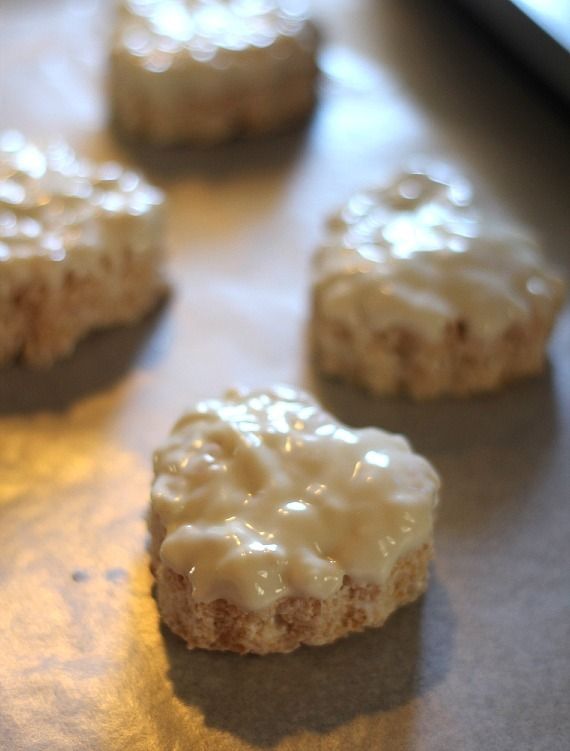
0,246,166,366
311,302,562,399
110,68,319,147
149,511,433,654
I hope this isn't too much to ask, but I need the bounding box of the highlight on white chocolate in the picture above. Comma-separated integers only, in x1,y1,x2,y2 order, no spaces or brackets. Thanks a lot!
151,386,440,611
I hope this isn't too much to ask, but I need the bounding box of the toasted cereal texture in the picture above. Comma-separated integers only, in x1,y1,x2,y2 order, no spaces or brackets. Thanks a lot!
311,299,563,400
110,71,319,147
0,246,166,367
148,511,433,654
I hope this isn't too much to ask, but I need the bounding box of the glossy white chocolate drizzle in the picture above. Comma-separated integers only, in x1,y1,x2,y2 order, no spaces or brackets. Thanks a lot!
116,0,316,73
151,386,439,611
313,166,565,340
0,131,163,269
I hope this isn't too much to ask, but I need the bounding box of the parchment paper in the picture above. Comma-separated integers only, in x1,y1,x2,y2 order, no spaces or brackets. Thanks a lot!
1,1,569,750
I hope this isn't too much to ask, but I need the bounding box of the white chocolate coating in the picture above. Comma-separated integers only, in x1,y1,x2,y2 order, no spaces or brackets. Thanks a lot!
313,166,565,340
151,386,439,611
0,131,163,282
114,0,317,78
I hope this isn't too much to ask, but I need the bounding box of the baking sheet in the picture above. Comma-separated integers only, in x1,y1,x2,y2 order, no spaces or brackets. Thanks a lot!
1,1,569,750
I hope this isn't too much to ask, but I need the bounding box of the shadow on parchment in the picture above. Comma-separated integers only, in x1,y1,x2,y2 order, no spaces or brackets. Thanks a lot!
308,365,558,457
0,296,171,416
161,573,455,747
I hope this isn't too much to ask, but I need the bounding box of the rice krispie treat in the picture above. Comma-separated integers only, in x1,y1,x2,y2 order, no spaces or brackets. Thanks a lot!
0,132,166,366
149,386,440,654
110,0,320,146
311,165,566,399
